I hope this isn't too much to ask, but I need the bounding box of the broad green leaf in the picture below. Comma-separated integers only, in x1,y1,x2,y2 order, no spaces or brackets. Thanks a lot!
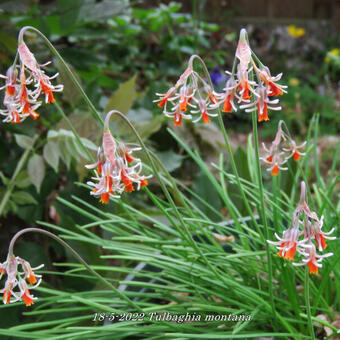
58,0,80,33
11,191,37,205
14,134,34,149
58,139,72,169
0,171,9,185
78,0,129,23
105,74,137,115
28,154,45,193
15,170,31,189
80,137,97,151
155,150,185,172
43,141,60,172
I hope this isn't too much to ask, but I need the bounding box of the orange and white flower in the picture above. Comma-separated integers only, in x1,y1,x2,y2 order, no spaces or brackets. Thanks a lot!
267,226,301,261
0,254,43,306
213,28,287,121
284,140,306,161
261,120,305,175
18,43,63,104
0,41,63,124
240,86,281,122
258,66,287,97
268,181,335,275
85,112,151,204
214,77,240,113
155,62,219,126
293,242,333,275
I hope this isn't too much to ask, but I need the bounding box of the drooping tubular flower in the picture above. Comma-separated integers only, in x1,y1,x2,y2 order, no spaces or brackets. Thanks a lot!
0,253,43,306
240,86,281,122
214,28,287,120
154,59,218,126
267,182,335,274
0,32,63,124
260,120,306,176
85,111,151,204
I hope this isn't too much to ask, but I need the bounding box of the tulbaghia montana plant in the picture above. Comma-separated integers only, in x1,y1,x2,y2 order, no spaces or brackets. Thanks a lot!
85,111,151,204
155,29,287,125
0,23,338,340
260,120,306,175
268,182,335,274
0,33,63,123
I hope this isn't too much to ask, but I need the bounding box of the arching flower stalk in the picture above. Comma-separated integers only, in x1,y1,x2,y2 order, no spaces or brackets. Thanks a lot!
260,120,306,176
85,111,151,204
0,228,142,310
267,181,335,274
215,28,287,121
0,33,63,123
154,59,218,126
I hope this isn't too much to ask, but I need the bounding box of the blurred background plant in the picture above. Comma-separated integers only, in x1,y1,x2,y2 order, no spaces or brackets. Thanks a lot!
0,0,339,337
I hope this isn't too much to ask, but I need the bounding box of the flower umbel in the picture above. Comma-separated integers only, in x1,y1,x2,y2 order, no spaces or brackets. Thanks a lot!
267,182,335,274
85,111,151,204
0,38,63,124
214,28,287,121
0,254,43,306
154,62,218,126
260,120,306,176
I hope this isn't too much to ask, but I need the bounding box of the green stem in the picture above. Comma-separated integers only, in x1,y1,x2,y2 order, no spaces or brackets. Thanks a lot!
8,228,142,312
305,266,315,340
18,26,103,126
0,135,39,216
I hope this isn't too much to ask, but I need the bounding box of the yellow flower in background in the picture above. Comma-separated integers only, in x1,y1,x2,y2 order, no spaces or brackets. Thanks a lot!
325,48,340,63
287,25,306,38
289,78,299,87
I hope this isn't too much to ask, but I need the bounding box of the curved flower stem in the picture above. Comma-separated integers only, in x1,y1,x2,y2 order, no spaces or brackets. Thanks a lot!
106,110,226,283
305,266,315,340
8,228,143,312
189,54,264,243
18,26,103,126
0,135,39,217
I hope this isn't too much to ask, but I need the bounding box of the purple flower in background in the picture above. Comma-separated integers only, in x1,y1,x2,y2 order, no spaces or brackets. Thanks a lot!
210,68,225,86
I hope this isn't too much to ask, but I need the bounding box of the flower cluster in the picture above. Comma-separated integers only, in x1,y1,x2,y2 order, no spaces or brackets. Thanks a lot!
214,29,287,122
267,182,335,274
154,63,218,126
260,120,306,176
0,42,63,123
85,112,151,204
155,29,287,125
0,253,43,306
